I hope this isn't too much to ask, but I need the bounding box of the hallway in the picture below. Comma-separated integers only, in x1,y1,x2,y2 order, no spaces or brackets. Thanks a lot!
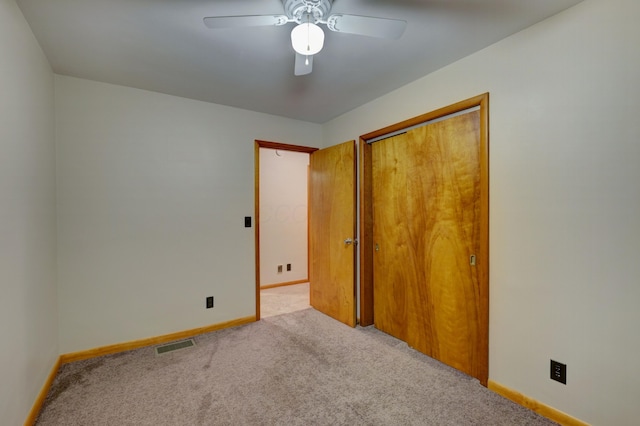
260,283,310,318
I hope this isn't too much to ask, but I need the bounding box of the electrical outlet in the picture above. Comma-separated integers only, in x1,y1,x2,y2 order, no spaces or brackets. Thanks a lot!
277,265,283,273
206,296,214,309
286,263,292,271
550,359,566,384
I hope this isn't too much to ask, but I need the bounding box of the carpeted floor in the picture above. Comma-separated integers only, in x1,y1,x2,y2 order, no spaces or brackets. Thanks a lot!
36,309,556,425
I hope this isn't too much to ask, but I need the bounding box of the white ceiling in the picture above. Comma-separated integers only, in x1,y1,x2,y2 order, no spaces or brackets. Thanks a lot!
17,0,583,123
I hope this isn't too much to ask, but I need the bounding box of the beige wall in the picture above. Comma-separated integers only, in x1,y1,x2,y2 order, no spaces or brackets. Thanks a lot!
0,0,58,423
5,0,639,424
323,0,640,424
259,148,309,286
55,75,323,353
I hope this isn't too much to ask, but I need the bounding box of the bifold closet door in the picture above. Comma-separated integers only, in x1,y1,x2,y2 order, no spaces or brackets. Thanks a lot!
372,110,486,381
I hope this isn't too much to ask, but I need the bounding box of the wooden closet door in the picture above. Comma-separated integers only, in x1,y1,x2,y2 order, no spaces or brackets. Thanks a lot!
372,110,486,382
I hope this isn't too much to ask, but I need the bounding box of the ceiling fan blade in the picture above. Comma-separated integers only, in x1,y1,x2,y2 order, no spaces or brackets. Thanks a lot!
203,15,288,29
326,14,407,39
294,53,313,76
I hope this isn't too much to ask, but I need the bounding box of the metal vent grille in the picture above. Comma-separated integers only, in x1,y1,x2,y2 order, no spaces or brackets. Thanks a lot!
155,339,195,356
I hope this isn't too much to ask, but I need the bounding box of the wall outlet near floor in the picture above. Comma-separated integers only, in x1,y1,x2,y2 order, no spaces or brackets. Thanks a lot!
277,265,283,273
550,359,566,384
206,296,214,309
286,263,292,271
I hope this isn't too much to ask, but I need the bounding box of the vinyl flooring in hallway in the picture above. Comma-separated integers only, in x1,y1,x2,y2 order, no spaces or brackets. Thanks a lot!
260,282,310,318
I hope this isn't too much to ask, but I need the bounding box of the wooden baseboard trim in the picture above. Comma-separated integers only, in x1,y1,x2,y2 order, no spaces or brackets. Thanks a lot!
24,355,62,426
26,316,255,424
260,279,308,290
488,380,589,426
60,315,256,364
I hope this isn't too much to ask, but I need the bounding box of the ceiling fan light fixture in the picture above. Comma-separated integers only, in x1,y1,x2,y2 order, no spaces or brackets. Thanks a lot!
291,22,324,56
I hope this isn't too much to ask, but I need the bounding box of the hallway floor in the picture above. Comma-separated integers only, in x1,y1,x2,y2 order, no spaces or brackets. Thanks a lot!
260,282,310,318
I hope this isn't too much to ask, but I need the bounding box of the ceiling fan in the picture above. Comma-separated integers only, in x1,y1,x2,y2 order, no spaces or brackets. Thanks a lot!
203,0,407,76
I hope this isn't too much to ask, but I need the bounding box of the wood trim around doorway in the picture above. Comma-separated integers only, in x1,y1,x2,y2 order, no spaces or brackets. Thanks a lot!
254,140,318,320
358,93,489,384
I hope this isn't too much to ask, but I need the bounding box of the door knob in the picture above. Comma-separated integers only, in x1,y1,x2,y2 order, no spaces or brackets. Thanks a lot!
344,238,353,245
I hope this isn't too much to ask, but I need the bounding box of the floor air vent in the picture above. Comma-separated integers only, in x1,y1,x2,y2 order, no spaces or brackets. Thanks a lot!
155,339,195,356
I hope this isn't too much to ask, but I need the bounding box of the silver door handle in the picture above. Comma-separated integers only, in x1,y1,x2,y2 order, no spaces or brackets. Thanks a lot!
344,238,353,245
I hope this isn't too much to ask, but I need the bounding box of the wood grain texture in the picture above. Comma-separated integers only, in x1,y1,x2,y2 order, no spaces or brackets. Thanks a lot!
488,380,590,426
359,140,374,326
361,95,489,351
361,93,488,143
372,110,488,383
309,141,357,327
372,136,409,342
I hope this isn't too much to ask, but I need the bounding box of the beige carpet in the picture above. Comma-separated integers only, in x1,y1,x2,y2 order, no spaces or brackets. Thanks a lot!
36,308,556,425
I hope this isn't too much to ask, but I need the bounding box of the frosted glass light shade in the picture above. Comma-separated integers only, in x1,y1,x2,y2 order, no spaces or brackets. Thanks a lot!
291,23,325,56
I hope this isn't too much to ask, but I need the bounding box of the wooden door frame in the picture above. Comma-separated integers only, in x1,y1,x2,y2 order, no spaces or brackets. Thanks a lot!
254,140,318,320
358,93,489,383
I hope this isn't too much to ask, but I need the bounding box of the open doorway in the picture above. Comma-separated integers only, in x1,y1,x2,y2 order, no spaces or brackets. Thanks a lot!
254,140,318,319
